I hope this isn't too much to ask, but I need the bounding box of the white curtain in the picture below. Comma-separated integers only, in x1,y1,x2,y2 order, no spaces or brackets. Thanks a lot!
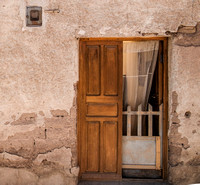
123,41,159,135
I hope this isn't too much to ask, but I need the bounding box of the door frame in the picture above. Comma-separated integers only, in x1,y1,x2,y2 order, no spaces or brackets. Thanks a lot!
77,37,168,180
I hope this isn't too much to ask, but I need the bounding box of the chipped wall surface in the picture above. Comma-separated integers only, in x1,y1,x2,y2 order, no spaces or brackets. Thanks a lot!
0,0,200,185
169,28,200,185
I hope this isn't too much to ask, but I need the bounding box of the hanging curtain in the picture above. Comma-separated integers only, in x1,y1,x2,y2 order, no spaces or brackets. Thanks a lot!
123,41,159,135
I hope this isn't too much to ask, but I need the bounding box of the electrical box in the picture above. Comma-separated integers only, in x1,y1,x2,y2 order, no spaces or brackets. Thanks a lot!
26,6,42,27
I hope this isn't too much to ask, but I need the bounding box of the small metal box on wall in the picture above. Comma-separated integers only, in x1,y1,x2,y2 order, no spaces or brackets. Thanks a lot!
26,6,42,27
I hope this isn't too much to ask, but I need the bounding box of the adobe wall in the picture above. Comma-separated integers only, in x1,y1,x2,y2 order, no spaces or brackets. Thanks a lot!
168,24,200,184
0,0,200,184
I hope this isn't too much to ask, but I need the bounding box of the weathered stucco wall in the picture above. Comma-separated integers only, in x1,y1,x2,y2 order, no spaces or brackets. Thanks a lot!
168,25,200,185
0,0,200,184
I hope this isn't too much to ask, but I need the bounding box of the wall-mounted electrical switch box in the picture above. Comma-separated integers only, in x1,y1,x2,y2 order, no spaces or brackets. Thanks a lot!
26,6,42,27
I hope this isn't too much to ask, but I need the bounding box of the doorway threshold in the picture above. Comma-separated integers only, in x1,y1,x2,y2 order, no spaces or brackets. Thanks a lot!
78,179,171,185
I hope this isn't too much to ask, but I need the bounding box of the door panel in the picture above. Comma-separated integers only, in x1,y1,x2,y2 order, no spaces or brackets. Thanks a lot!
79,41,123,180
86,46,101,96
103,121,118,172
103,46,118,96
86,121,100,172
86,103,118,117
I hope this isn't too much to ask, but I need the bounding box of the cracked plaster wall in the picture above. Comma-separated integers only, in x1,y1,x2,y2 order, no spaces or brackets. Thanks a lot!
0,0,200,185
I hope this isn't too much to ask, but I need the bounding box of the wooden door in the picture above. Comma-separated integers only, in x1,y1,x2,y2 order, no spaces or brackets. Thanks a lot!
78,40,123,180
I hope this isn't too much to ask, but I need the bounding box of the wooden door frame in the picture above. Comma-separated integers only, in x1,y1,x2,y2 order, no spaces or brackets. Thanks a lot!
78,37,168,180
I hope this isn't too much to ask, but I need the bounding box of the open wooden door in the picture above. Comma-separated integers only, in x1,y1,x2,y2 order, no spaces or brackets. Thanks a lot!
78,40,123,180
